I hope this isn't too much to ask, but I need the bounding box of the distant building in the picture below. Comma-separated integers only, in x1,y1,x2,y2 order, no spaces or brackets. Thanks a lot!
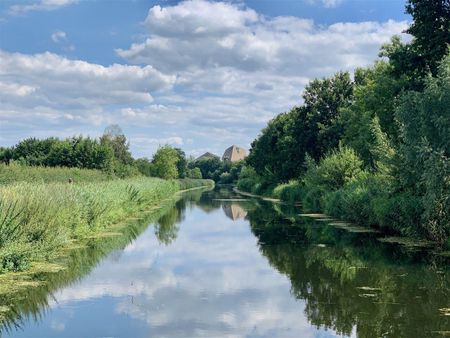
196,152,220,161
222,145,247,162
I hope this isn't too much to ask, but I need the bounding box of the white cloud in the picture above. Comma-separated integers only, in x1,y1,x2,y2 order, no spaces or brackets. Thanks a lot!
1,0,409,158
8,0,78,15
117,0,407,77
307,0,344,8
0,50,175,109
51,30,67,43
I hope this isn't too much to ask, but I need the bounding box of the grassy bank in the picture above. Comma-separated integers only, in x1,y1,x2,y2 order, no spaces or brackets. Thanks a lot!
0,163,112,185
0,175,213,274
0,194,184,329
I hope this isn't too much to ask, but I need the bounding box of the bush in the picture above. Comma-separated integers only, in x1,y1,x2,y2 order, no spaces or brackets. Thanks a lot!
323,172,392,227
186,167,202,179
372,193,423,236
219,172,233,184
272,181,303,203
302,147,364,211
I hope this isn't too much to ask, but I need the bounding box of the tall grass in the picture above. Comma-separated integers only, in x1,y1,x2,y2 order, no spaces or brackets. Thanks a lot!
0,177,212,273
0,163,111,185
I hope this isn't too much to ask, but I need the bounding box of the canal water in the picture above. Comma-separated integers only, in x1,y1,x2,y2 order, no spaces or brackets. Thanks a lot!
2,187,449,337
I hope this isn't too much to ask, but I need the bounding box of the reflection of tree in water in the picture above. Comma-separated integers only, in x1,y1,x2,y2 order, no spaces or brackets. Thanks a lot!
247,202,450,338
154,204,182,245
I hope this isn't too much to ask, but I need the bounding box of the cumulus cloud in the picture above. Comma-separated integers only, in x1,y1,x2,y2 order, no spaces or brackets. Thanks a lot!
1,0,409,158
51,30,67,43
0,50,175,109
114,0,408,156
8,0,78,15
117,0,407,77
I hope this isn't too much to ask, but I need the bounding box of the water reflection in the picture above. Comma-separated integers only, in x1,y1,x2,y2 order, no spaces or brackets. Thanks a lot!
222,204,248,221
1,187,449,337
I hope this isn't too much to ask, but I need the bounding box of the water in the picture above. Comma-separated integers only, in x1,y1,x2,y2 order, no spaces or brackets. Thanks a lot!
1,187,449,337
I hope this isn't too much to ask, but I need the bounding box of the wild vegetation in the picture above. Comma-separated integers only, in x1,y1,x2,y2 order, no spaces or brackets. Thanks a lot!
0,176,212,274
237,0,450,245
0,122,214,277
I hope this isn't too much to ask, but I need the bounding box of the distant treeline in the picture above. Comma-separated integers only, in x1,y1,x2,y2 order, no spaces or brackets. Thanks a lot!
0,125,243,183
238,0,450,244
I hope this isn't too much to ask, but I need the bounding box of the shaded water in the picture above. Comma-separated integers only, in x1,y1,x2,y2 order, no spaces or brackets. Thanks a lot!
1,187,449,337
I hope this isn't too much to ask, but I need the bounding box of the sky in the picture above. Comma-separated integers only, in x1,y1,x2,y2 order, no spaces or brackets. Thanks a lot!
0,0,410,159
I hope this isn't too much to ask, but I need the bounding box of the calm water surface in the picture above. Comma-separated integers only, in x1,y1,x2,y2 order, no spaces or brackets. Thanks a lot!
2,187,449,337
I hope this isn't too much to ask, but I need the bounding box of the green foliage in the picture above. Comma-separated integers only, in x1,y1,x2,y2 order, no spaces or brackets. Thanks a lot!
191,157,223,181
272,181,303,203
151,145,179,179
100,124,133,165
0,163,111,185
174,148,188,178
395,54,450,242
247,72,354,182
236,166,262,193
405,0,450,76
135,158,154,177
0,176,213,273
303,147,363,191
0,136,115,172
186,167,202,179
247,108,303,182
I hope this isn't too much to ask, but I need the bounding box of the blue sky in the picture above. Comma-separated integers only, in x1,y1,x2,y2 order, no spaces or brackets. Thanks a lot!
0,0,410,158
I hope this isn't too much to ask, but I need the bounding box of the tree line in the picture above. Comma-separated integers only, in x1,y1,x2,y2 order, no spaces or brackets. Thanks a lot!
239,0,450,244
0,124,243,183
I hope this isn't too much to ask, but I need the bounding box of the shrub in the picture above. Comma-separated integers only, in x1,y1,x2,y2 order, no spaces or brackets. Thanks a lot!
272,181,303,203
323,172,392,227
302,147,364,211
186,167,202,179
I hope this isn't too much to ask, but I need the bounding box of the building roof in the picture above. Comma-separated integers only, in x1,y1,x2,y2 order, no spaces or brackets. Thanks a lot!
222,145,247,162
196,152,220,161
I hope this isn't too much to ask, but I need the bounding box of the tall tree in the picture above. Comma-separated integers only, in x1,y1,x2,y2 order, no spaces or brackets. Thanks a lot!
406,0,450,76
174,148,187,178
151,145,179,179
100,124,133,165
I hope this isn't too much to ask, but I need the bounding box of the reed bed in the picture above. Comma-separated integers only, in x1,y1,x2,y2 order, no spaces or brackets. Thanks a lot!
0,163,111,185
0,177,211,273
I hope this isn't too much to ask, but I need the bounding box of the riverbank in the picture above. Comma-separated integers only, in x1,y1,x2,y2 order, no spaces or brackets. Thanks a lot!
235,180,450,251
0,177,214,275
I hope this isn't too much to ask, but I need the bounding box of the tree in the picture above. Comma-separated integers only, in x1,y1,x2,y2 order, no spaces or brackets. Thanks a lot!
247,72,354,183
192,157,223,180
135,158,154,177
340,61,404,166
100,124,133,165
186,167,202,179
174,148,187,178
395,53,450,242
247,108,303,182
301,71,354,157
151,145,179,179
406,0,450,76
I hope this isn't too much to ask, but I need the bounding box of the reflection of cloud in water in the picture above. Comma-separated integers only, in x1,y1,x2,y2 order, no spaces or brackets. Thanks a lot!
29,204,346,338
222,203,248,221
